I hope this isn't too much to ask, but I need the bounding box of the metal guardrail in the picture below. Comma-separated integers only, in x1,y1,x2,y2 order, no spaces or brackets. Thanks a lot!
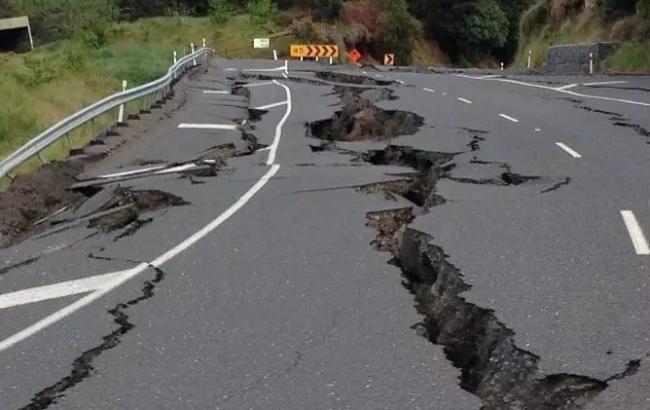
0,47,215,180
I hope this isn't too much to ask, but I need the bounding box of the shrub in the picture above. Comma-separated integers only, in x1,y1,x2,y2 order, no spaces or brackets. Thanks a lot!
610,15,650,40
247,0,277,26
377,0,421,64
209,0,236,24
638,0,650,20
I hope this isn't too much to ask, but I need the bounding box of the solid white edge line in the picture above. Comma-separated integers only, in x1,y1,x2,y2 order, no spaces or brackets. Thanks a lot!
499,114,519,123
178,123,238,130
265,81,292,166
155,163,197,175
422,88,435,93
203,90,230,95
242,65,287,73
457,98,472,104
254,101,288,111
0,165,281,353
582,81,628,86
555,142,582,158
481,77,650,107
0,271,129,311
621,211,650,255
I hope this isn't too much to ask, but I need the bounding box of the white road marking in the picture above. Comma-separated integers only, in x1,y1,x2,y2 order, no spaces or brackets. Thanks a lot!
255,101,288,110
242,81,276,88
555,142,582,158
0,75,295,353
396,80,405,85
499,114,519,123
96,165,166,179
621,211,650,255
242,65,287,73
282,73,288,79
442,92,447,96
0,271,129,311
534,128,542,132
178,123,238,130
154,163,198,175
422,88,435,93
203,90,230,95
583,80,628,86
266,81,292,166
224,68,237,72
0,164,282,353
477,74,501,79
481,77,650,107
257,146,271,152
457,98,472,104
556,84,578,91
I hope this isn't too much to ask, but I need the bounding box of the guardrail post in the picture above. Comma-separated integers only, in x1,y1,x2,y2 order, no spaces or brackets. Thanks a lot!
36,151,46,165
191,43,197,67
118,80,128,125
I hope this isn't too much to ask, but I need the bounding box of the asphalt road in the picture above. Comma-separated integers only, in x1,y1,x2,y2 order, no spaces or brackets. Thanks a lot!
1,57,649,409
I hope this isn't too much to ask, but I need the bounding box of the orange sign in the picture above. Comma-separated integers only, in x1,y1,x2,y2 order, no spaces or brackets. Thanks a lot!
348,48,362,63
291,44,339,58
384,53,395,66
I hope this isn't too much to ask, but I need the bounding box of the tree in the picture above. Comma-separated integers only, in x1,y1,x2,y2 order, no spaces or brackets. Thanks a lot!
461,0,509,53
377,0,421,64
209,0,236,23
312,0,343,21
246,0,277,25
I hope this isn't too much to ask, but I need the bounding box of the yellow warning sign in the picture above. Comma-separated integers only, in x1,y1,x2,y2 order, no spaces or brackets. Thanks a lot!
291,44,339,58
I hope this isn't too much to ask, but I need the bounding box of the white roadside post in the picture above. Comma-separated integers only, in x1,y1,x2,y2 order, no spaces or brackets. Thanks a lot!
329,56,333,65
501,62,504,71
173,50,178,64
273,49,278,61
527,50,532,69
300,56,304,62
191,43,197,66
589,52,594,75
118,80,128,125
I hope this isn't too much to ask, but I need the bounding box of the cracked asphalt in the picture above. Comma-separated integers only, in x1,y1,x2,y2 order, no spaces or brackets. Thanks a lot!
1,57,649,409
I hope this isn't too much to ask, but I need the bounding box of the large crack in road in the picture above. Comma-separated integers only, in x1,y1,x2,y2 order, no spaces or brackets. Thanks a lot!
307,85,642,409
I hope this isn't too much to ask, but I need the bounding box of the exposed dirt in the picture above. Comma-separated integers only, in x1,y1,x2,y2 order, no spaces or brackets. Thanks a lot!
353,144,640,409
316,71,394,87
0,162,85,248
308,89,423,141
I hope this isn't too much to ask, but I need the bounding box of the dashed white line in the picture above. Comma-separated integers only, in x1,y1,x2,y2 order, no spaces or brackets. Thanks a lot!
499,114,519,123
203,90,230,95
178,123,238,130
254,101,288,110
556,84,578,91
396,80,405,85
457,98,472,104
0,271,129,311
96,165,166,179
242,81,276,88
442,92,447,96
555,142,582,158
422,88,435,93
583,81,628,86
154,163,198,175
621,211,650,255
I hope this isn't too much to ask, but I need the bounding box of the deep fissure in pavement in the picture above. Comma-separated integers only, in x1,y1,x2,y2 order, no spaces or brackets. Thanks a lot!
306,89,633,407
353,144,639,409
19,266,165,410
307,88,423,142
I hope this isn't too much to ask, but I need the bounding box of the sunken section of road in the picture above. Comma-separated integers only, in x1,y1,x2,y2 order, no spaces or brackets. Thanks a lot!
307,86,639,409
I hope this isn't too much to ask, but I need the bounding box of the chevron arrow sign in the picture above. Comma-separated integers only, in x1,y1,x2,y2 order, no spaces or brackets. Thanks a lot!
290,44,339,58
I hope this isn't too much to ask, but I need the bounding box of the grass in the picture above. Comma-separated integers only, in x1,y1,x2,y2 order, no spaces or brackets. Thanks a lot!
603,41,650,73
0,14,296,181
515,10,607,68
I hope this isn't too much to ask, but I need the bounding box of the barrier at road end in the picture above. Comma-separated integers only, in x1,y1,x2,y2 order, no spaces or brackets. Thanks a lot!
290,44,339,59
384,53,395,66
